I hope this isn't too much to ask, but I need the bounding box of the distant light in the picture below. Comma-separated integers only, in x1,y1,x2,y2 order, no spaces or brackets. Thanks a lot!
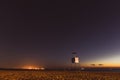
28,66,33,69
40,67,45,70
22,66,45,70
81,67,85,70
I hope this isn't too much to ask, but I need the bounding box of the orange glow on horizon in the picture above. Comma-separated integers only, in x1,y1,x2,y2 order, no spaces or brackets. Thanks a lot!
83,55,120,67
22,66,38,69
22,65,45,70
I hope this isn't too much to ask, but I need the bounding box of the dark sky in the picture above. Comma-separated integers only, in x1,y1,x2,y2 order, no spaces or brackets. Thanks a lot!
0,0,120,68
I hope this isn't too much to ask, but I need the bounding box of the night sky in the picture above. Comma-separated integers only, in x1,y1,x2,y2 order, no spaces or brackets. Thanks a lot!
0,1,120,68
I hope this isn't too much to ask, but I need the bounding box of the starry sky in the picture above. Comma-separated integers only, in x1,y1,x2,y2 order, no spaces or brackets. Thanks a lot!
0,0,120,68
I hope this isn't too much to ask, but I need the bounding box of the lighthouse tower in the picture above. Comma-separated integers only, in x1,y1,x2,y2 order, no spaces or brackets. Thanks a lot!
71,50,80,70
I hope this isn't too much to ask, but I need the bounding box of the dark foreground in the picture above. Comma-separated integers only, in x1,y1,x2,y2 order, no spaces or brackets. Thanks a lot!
0,70,120,80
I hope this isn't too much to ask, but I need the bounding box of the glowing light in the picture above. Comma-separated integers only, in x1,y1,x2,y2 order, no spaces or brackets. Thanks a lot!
28,66,33,69
75,57,79,63
22,65,45,70
23,66,37,69
40,67,45,70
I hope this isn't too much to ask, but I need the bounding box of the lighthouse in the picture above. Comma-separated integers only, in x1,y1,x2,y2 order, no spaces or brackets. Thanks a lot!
71,50,80,70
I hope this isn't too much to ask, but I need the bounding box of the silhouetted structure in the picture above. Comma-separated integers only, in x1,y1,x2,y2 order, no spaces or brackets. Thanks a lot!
98,64,103,67
91,64,95,67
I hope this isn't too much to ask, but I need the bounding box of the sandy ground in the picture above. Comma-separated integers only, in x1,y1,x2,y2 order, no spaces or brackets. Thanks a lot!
0,70,119,80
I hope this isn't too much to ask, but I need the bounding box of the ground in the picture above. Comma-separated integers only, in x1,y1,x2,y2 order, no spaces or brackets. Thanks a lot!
0,70,119,80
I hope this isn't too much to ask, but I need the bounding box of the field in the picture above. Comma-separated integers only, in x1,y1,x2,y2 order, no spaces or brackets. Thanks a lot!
0,70,120,80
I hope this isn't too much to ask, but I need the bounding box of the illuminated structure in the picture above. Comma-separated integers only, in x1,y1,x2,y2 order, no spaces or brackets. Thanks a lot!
71,51,80,70
71,51,80,64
